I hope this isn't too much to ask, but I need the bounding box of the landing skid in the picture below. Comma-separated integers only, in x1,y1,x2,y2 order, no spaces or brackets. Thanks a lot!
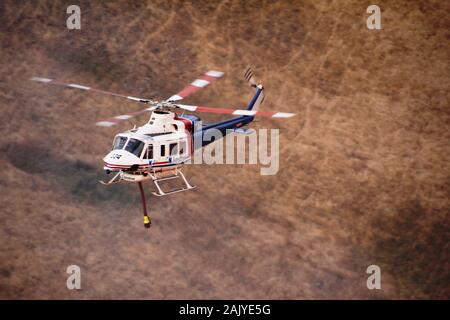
98,171,122,185
150,167,196,197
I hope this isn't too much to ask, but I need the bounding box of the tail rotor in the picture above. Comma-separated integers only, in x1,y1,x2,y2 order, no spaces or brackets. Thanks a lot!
244,67,258,88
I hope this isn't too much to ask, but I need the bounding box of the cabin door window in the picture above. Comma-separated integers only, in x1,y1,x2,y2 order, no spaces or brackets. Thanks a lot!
179,141,187,156
169,142,178,156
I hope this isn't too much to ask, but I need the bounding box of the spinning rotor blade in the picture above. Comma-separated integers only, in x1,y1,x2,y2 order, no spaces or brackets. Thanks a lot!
167,70,224,101
175,104,295,118
95,106,158,127
30,77,156,105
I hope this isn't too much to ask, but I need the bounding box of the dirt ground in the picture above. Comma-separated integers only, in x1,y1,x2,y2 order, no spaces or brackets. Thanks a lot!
0,0,449,299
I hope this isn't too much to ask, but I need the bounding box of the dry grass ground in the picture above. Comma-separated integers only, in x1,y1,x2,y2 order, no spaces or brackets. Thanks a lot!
0,0,449,299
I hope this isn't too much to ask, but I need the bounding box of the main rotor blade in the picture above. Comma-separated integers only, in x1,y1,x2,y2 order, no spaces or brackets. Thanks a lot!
175,104,295,118
167,70,224,101
30,77,156,104
95,106,158,127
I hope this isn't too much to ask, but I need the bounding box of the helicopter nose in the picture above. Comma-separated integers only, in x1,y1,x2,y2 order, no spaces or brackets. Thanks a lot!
103,150,140,170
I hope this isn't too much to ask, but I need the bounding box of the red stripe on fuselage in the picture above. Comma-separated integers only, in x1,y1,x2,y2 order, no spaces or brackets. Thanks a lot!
104,161,171,168
152,161,169,165
104,162,146,168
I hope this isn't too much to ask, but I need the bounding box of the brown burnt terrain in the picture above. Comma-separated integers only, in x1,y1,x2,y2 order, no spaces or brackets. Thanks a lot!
0,0,449,299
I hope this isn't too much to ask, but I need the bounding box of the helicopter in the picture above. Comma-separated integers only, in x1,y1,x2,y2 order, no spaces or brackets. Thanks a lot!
31,68,294,229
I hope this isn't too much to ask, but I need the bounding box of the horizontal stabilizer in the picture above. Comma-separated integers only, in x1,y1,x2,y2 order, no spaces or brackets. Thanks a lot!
233,128,256,135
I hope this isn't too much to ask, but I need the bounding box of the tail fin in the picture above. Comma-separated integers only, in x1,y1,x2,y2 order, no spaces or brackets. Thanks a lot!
244,67,265,111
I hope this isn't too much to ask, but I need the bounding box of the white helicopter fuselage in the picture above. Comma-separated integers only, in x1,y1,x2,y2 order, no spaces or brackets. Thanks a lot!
103,110,194,182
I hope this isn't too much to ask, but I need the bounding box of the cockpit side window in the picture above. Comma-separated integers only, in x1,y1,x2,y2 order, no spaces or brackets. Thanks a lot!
169,142,178,156
125,138,145,157
112,136,128,150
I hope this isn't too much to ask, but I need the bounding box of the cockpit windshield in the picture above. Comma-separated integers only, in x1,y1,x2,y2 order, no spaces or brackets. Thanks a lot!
112,136,127,150
125,138,145,157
